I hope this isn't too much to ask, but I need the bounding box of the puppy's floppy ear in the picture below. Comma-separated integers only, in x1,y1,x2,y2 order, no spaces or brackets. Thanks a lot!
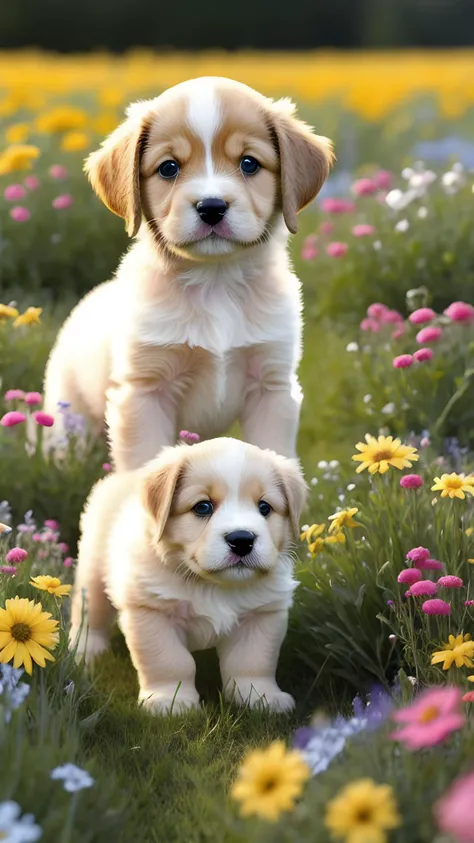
268,98,334,234
84,101,151,237
275,455,308,539
141,447,187,542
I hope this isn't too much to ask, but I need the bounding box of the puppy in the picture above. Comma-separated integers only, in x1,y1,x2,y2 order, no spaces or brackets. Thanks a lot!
70,437,307,714
43,76,333,470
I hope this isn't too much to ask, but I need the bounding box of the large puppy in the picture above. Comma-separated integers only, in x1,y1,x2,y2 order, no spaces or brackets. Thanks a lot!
70,438,307,714
43,77,333,470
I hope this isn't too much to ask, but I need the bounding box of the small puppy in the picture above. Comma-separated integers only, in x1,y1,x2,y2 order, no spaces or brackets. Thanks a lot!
43,76,333,470
70,438,307,714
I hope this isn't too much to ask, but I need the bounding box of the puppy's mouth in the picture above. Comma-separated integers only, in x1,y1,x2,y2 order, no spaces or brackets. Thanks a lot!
220,552,269,573
191,220,236,243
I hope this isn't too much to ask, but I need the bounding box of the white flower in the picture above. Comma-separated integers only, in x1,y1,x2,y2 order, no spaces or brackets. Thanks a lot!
347,483,356,491
329,460,339,469
385,188,405,209
409,170,436,189
50,764,95,793
301,524,309,532
0,801,42,842
373,240,382,251
317,461,328,469
442,169,465,194
395,219,409,233
338,494,345,502
0,666,30,723
401,167,414,180
310,477,318,486
363,394,372,404
381,402,396,415
345,341,359,352
417,206,428,219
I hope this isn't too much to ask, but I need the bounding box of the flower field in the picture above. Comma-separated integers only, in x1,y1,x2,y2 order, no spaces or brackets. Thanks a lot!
1,49,474,843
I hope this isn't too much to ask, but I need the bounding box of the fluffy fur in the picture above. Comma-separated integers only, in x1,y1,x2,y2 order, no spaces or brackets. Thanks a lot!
70,437,307,714
43,76,333,471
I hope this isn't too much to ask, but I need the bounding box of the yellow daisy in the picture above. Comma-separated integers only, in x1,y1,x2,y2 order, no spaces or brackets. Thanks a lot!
60,131,90,152
300,524,325,544
231,740,310,822
352,435,418,475
0,304,19,321
0,596,59,675
0,144,40,175
431,634,474,670
325,778,401,843
36,106,88,133
431,473,474,500
13,307,42,327
468,676,474,683
94,113,119,136
328,507,361,534
30,575,72,598
325,532,346,545
5,122,29,144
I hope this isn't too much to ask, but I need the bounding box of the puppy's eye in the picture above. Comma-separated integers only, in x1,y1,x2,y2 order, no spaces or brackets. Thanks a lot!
258,500,272,517
193,500,214,518
157,160,180,179
240,156,260,176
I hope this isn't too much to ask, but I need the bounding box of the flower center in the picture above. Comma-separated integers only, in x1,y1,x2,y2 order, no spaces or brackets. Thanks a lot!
356,807,373,824
373,449,393,461
11,622,31,643
419,704,439,723
447,478,462,489
260,777,278,793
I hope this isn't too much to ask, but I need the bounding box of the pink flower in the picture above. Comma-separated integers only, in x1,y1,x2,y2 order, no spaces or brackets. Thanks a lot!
9,206,31,222
392,326,405,340
319,221,335,234
102,463,112,472
301,235,318,260
465,600,474,607
410,580,438,597
373,170,392,190
413,348,433,363
406,546,431,563
44,519,59,530
24,391,42,406
58,542,69,554
435,771,474,843
4,184,26,201
49,164,68,180
0,566,17,575
352,224,375,237
179,430,200,444
380,309,404,325
409,308,436,324
352,178,378,196
422,599,451,615
321,198,355,214
393,354,414,369
24,175,40,190
5,389,25,401
52,194,74,210
360,318,380,333
416,326,442,344
32,532,42,542
326,242,348,258
438,575,463,589
6,547,28,564
420,436,431,448
400,474,424,489
367,303,388,319
33,412,54,427
397,568,422,585
462,692,474,703
444,301,474,323
390,686,464,750
63,557,74,568
418,558,443,571
41,530,58,543
1,411,26,427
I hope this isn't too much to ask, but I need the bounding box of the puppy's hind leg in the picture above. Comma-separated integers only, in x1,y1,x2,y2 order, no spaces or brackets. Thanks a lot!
69,538,115,665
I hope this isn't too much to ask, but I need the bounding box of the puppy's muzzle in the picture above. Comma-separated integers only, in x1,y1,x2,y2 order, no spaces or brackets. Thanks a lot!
225,530,255,558
196,198,228,227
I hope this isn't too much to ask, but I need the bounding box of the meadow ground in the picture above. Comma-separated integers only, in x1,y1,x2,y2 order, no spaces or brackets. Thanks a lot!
0,50,474,843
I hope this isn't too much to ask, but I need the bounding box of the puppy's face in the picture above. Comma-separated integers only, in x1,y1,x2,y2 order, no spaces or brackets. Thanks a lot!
143,439,307,585
85,77,333,258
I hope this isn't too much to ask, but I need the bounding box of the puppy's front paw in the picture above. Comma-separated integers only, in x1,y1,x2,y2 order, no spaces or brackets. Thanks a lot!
258,690,295,713
69,628,109,665
138,684,200,716
225,678,295,713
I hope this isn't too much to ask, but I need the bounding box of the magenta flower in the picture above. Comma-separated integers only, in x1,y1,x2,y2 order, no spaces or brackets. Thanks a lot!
367,303,388,319
5,389,25,401
400,474,424,489
49,164,68,180
360,318,380,333
102,463,112,472
438,575,463,589
373,170,392,190
422,599,451,615
392,326,405,340
326,241,348,258
321,198,355,214
63,557,74,568
24,391,42,406
44,519,59,530
4,184,27,201
52,194,74,210
1,411,26,427
24,175,40,190
419,558,443,571
390,686,464,750
9,206,31,222
465,600,474,607
352,224,375,237
32,532,42,542
301,235,318,260
406,546,430,563
397,568,422,585
58,542,69,554
444,301,474,323
393,354,414,369
410,580,437,597
179,430,200,444
6,547,28,564
380,309,404,325
352,177,378,196
413,347,433,363
416,326,442,344
33,411,54,427
409,307,436,324
435,771,474,843
462,692,474,703
319,221,335,234
0,566,17,575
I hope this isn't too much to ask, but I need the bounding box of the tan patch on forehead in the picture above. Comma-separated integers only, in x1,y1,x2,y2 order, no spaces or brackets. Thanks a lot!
240,476,265,503
212,86,279,173
140,94,205,177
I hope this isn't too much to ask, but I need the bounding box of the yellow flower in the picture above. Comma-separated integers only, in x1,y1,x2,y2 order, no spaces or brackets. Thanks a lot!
98,87,123,107
30,576,72,598
469,559,474,564
0,596,59,675
328,507,361,534
325,532,346,545
300,524,325,544
94,113,119,136
5,122,29,144
464,476,474,487
466,527,474,537
231,740,310,822
0,144,40,175
431,634,474,670
325,778,401,843
13,307,42,327
352,435,418,475
0,304,19,321
309,537,326,556
468,676,474,683
431,473,474,500
60,131,90,152
36,106,88,133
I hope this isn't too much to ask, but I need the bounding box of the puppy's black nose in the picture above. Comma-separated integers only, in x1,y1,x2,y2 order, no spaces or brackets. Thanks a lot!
225,530,255,558
196,197,228,227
